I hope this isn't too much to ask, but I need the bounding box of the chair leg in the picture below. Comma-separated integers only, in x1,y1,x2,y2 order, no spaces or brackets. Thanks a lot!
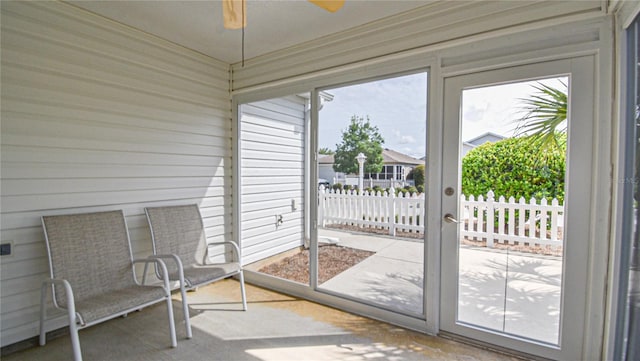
180,286,193,339
68,314,82,361
239,271,248,311
39,284,48,346
165,296,177,348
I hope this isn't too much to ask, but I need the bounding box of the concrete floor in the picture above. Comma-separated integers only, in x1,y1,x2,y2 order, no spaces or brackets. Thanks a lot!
3,280,521,361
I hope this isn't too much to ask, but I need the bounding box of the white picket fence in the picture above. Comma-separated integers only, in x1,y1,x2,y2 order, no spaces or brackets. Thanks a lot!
318,188,425,235
461,191,564,247
318,189,564,247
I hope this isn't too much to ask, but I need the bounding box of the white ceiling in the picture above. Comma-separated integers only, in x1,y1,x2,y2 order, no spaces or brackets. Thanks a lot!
69,0,433,64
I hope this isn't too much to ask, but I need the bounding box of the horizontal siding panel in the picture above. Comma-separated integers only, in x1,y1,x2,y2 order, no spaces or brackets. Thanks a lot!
1,45,229,104
3,97,230,137
240,132,305,148
242,176,305,186
1,1,231,346
1,111,230,148
1,177,226,196
242,190,303,204
2,34,228,97
1,290,41,318
240,205,304,222
242,183,303,195
243,104,306,124
2,163,228,180
242,168,304,177
2,189,229,213
240,140,304,155
241,150,304,162
241,121,305,142
241,214,304,233
2,2,229,81
241,159,303,169
243,225,303,249
241,198,303,214
1,146,228,167
3,73,228,119
1,199,229,231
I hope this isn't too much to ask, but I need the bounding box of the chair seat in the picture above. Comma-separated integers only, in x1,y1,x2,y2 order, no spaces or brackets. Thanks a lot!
173,262,241,288
73,285,167,325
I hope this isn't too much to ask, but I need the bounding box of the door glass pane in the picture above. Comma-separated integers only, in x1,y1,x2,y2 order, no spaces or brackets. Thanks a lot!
317,72,427,316
457,77,568,344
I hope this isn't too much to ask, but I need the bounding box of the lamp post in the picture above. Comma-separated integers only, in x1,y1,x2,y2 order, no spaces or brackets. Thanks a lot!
356,152,366,192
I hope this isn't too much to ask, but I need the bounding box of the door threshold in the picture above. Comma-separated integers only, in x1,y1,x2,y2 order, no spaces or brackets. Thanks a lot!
437,331,553,361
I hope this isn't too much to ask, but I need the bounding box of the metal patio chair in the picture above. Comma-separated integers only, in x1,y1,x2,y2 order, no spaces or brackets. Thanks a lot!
39,210,177,361
145,204,247,339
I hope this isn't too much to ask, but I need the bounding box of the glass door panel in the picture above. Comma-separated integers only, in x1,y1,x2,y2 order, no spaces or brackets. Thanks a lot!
440,58,595,360
316,72,427,317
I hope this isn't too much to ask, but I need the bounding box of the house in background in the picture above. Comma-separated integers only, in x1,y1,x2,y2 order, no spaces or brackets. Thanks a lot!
462,132,506,156
318,148,423,187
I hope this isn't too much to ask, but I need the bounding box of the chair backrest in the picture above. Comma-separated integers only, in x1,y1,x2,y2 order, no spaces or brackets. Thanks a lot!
145,204,208,272
42,210,135,305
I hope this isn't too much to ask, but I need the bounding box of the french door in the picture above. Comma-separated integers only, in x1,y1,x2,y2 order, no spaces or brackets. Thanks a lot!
439,57,595,360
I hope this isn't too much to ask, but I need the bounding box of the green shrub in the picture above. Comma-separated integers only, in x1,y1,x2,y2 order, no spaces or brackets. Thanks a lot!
416,184,425,194
344,184,353,191
332,183,343,191
410,164,425,188
405,186,418,195
372,185,384,194
461,135,565,203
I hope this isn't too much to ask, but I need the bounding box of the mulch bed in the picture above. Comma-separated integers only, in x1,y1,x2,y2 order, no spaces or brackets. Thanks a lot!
258,244,375,284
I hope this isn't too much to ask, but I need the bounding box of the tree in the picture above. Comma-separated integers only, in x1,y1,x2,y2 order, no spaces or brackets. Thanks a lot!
333,115,384,175
462,135,566,203
318,147,335,155
513,81,567,151
410,164,425,191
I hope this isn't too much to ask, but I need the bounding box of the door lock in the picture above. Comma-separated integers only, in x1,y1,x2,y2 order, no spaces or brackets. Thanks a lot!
444,187,455,196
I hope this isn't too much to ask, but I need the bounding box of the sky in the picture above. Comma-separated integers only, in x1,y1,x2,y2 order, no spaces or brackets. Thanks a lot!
318,73,567,158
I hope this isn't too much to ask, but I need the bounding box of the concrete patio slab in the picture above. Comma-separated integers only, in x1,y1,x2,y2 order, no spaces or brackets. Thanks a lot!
317,229,562,345
2,280,519,361
320,254,424,316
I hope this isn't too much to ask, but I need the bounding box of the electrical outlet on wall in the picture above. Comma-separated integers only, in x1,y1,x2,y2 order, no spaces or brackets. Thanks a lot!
0,241,13,257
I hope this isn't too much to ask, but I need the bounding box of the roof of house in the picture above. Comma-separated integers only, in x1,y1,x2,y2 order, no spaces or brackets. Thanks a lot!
464,132,506,146
318,148,423,166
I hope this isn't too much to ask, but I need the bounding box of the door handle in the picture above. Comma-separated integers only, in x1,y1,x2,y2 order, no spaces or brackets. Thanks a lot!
444,213,459,224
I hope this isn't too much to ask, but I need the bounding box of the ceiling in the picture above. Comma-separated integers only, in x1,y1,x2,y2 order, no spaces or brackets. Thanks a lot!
69,1,433,64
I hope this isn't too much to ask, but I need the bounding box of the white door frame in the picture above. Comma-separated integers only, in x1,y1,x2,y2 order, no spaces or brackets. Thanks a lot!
439,56,596,360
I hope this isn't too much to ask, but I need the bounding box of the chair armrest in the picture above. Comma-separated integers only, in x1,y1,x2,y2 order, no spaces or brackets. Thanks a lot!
41,278,75,312
147,254,185,284
207,241,241,265
132,258,171,294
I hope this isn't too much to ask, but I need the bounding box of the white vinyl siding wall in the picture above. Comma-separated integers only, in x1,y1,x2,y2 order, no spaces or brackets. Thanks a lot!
240,96,306,265
0,2,231,346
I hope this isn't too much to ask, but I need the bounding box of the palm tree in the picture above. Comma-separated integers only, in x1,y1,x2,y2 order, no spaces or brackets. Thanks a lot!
513,81,568,151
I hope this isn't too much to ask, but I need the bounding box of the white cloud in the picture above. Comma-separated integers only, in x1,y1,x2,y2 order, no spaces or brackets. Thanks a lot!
399,135,416,144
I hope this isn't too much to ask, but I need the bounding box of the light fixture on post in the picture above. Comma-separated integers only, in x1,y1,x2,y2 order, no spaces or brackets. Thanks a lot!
356,152,366,193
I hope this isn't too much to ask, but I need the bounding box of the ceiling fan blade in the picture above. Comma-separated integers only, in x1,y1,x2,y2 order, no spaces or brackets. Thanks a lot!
308,0,345,13
223,0,246,29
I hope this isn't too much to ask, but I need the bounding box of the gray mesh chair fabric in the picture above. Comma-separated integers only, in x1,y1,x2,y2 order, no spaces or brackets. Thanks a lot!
40,210,177,361
145,204,247,339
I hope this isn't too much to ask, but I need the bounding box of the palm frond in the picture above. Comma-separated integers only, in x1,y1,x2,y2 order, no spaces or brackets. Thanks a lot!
513,81,568,151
